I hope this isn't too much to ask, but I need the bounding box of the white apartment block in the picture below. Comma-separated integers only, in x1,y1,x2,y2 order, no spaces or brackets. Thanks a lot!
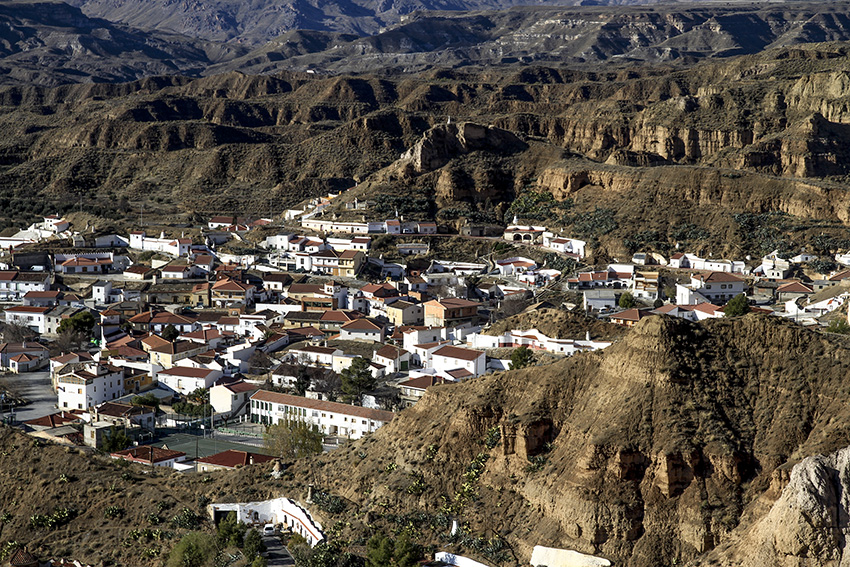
250,390,393,440
56,361,125,410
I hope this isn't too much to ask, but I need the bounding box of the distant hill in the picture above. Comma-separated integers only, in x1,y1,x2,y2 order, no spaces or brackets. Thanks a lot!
0,1,246,86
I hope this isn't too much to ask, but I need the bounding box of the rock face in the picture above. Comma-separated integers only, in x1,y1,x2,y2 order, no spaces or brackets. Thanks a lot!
696,445,850,566
398,122,526,174
280,315,850,567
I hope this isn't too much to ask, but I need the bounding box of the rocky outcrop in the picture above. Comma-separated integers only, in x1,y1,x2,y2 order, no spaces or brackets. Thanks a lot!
397,122,527,174
696,445,850,566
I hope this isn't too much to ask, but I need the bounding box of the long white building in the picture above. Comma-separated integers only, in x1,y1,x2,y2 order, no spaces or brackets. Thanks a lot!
249,390,393,440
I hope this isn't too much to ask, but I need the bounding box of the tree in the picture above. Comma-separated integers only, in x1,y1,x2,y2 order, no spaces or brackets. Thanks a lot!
161,324,179,342
244,528,267,561
2,322,35,343
340,357,376,404
295,364,312,396
57,311,96,338
263,420,323,460
724,293,751,317
216,511,246,548
249,350,274,374
393,533,421,567
509,346,533,370
826,318,850,335
131,392,160,409
366,534,394,567
810,257,837,275
54,329,83,354
618,292,636,309
166,532,217,567
102,425,130,452
653,298,664,308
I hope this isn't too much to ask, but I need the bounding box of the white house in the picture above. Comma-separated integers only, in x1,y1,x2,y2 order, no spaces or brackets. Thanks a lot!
287,345,342,367
56,361,125,410
677,272,747,305
542,233,586,258
210,497,325,547
430,345,486,380
157,366,222,395
128,231,191,257
4,306,50,334
210,380,259,417
250,390,394,440
373,345,411,373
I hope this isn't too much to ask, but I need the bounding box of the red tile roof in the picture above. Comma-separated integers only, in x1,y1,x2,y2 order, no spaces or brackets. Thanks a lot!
432,345,483,361
195,450,275,468
113,446,186,464
398,375,446,390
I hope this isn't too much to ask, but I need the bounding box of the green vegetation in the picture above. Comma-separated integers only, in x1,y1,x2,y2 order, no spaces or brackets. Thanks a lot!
166,532,217,567
131,392,160,409
732,211,793,255
366,532,421,567
161,324,180,342
340,357,376,403
263,419,323,460
504,192,571,224
618,292,636,309
170,508,203,530
724,294,751,317
244,529,267,562
571,207,618,238
826,318,850,335
484,427,502,449
29,508,76,530
101,425,131,453
809,257,837,275
313,490,347,514
508,346,533,370
216,512,247,548
56,311,96,338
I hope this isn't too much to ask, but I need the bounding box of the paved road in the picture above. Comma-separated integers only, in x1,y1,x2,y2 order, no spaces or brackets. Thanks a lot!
263,536,294,567
0,370,56,424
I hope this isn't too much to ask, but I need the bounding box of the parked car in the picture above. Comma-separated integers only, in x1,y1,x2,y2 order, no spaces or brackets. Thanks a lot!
263,523,276,536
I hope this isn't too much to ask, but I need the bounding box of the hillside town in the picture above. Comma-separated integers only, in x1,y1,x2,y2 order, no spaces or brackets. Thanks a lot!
0,204,849,567
1,208,849,458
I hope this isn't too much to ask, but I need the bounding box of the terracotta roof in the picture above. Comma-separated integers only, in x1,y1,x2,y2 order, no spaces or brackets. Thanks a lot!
398,375,446,390
320,310,362,322
251,390,394,422
776,281,814,294
112,445,186,464
340,318,384,331
221,380,258,394
125,265,154,274
432,345,483,361
23,291,60,299
97,402,150,418
158,366,216,378
8,548,38,566
195,450,275,468
149,340,202,355
51,352,92,364
692,303,723,315
828,269,850,281
293,345,339,356
287,326,325,338
24,411,81,428
699,271,744,283
375,345,409,359
611,308,652,322
446,368,474,379
10,353,36,363
4,305,50,314
652,304,679,314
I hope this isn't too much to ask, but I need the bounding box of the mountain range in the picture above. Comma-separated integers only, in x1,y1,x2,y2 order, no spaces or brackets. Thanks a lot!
10,1,850,85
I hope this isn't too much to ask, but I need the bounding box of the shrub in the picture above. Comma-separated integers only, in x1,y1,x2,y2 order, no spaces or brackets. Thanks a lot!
104,506,125,519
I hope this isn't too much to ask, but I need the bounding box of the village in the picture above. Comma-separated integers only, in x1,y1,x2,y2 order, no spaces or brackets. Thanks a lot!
0,200,848,455
0,197,848,566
